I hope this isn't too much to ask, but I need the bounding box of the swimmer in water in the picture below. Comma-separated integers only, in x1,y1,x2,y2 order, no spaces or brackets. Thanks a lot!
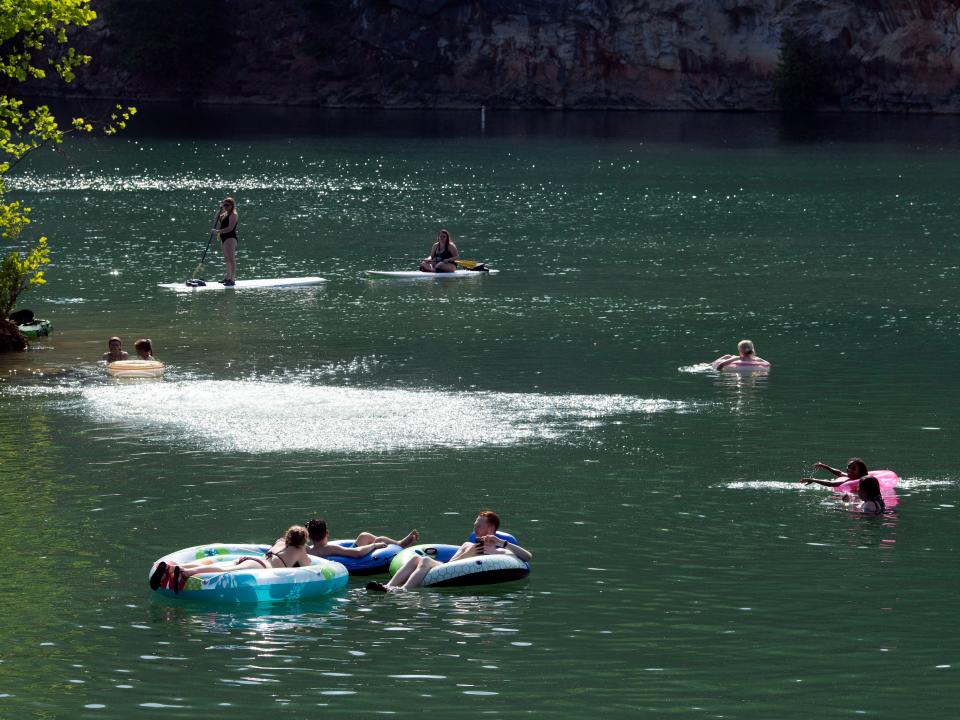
133,338,155,360
713,339,770,370
103,337,128,362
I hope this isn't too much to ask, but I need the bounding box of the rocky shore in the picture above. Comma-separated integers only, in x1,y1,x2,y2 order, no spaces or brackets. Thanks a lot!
30,0,960,112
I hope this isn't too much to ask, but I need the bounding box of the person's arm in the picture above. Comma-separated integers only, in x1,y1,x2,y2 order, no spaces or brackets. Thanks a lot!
267,537,287,555
448,242,459,262
800,478,846,488
713,355,736,369
318,542,388,558
449,541,476,563
499,538,532,562
812,462,844,477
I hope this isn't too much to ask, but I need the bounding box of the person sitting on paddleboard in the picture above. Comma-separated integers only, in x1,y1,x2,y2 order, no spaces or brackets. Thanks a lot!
366,510,532,593
713,339,770,369
102,336,128,362
212,197,238,286
305,518,420,559
134,338,155,361
419,229,459,273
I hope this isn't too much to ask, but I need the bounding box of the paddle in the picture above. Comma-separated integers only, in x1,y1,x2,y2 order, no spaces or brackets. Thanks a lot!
455,259,489,272
185,204,224,287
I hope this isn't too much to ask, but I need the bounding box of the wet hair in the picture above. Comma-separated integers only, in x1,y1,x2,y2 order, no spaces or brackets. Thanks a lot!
108,336,122,347
478,510,500,531
306,518,328,542
857,476,882,502
134,338,152,354
284,525,308,548
737,339,755,356
847,458,868,478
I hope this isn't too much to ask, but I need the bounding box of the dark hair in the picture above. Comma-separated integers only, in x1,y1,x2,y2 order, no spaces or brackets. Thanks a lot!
285,525,308,548
478,510,500,531
306,518,328,542
857,476,882,502
134,338,152,353
848,458,868,478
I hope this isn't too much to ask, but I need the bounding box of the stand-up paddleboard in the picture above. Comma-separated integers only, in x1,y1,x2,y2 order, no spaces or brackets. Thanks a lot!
158,277,327,292
106,359,166,378
365,269,498,279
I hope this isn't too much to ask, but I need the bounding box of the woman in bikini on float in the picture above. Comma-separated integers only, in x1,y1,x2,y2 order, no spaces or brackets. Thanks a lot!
150,525,311,594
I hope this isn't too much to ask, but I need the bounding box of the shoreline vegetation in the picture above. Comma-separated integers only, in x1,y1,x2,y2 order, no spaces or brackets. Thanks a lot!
24,0,960,115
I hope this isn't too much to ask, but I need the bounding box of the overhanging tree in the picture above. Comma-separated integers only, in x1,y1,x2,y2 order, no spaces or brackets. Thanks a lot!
0,0,134,350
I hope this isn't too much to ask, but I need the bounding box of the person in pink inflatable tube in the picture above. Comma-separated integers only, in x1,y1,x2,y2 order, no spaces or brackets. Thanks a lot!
712,339,770,370
801,458,886,513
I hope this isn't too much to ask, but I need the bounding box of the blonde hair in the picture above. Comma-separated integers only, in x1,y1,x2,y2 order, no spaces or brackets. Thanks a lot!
284,525,308,548
219,197,236,221
737,339,755,356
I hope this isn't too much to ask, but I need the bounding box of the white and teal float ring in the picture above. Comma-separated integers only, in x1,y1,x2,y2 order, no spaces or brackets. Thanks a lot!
17,319,52,337
388,543,531,588
148,543,348,603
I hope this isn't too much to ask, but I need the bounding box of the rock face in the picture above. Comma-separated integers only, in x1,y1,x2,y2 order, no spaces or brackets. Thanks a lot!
36,0,960,111
0,320,27,353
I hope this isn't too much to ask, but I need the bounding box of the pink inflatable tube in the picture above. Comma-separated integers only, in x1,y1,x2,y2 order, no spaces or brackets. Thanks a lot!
834,469,899,495
712,359,771,372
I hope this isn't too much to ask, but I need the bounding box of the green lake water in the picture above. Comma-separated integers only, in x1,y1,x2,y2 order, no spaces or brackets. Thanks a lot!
1,107,959,718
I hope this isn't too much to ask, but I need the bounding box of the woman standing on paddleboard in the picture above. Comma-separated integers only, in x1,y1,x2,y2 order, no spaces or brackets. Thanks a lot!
419,229,459,273
213,197,238,286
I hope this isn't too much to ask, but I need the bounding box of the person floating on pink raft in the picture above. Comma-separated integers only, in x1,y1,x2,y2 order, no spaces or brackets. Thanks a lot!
712,339,770,371
801,458,899,514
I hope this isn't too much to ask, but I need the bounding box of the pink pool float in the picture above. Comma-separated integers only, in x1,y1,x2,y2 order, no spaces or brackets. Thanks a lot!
833,469,899,496
712,340,770,372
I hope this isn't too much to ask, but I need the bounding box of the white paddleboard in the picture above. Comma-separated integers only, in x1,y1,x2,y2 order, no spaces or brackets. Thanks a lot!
159,276,327,291
365,269,498,279
106,359,166,378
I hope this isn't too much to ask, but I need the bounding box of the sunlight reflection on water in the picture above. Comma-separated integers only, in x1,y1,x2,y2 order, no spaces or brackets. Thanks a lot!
71,379,691,454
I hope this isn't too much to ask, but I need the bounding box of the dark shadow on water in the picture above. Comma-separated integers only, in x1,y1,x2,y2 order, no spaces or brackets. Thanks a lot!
33,98,960,148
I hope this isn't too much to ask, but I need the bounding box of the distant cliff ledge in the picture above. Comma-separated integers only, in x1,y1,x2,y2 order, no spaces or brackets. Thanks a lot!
32,0,960,112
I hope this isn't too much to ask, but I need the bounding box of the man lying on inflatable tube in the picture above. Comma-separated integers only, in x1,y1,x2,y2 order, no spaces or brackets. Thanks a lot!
366,510,532,592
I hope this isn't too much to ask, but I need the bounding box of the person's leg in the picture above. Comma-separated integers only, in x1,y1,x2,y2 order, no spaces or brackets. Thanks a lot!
385,555,420,587
355,529,418,546
183,558,263,578
435,260,456,273
222,238,237,281
399,556,439,590
387,554,440,588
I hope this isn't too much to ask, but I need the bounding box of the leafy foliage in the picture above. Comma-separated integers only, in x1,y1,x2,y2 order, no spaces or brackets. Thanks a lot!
0,0,134,326
0,236,49,318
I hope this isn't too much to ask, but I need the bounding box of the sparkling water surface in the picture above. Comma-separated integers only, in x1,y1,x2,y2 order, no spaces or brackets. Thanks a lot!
1,108,959,718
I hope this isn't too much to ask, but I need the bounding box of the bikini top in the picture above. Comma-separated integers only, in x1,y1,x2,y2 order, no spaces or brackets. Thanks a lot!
265,549,301,568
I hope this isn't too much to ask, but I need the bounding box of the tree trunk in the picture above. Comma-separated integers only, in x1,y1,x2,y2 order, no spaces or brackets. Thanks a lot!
0,318,28,352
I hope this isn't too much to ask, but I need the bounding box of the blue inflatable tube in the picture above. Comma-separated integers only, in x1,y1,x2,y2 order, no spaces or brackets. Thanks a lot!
324,539,403,575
